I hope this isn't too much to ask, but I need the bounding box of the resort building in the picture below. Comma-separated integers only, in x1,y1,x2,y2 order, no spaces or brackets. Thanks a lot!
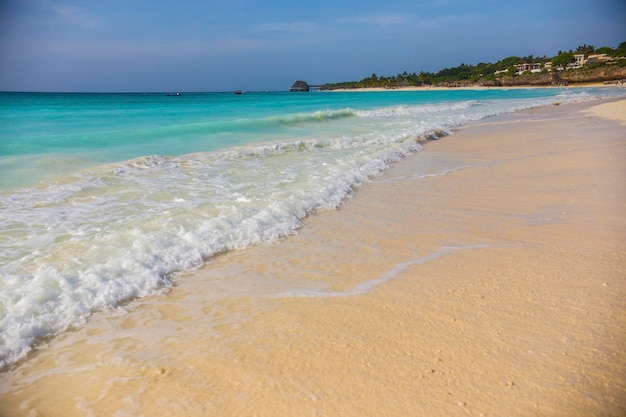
572,54,586,68
515,62,543,74
586,53,614,64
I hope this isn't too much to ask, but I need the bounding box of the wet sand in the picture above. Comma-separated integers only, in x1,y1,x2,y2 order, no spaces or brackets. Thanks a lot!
1,99,625,417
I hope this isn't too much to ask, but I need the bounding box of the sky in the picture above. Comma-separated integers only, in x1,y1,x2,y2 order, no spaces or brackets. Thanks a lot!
1,0,625,92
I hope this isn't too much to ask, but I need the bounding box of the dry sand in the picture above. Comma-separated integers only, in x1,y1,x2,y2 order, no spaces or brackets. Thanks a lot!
0,100,625,417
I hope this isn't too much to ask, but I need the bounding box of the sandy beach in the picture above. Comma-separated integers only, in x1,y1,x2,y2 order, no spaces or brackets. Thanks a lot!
1,99,625,416
325,83,620,92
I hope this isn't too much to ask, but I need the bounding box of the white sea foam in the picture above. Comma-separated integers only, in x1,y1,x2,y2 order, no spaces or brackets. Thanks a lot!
0,130,420,368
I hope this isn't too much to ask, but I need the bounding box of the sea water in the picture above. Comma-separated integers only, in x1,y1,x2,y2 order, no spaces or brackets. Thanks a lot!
1,88,624,369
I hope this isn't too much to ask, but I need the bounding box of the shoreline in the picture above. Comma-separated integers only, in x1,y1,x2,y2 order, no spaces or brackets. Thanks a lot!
1,99,625,416
324,82,624,92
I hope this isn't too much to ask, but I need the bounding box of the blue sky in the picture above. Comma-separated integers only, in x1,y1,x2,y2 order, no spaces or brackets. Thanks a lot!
1,0,625,92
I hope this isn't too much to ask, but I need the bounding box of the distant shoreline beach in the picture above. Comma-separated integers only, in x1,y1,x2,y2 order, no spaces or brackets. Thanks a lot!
324,82,624,92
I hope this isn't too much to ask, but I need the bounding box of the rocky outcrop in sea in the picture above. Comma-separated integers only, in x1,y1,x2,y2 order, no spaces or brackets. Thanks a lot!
289,80,310,92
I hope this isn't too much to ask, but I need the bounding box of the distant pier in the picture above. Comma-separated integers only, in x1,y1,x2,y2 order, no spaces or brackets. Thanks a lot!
289,80,323,92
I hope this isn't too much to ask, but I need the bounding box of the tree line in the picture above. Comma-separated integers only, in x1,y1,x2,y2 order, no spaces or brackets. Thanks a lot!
321,42,626,89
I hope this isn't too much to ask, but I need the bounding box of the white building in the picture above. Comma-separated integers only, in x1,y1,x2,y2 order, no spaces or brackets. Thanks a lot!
515,62,543,75
572,54,586,68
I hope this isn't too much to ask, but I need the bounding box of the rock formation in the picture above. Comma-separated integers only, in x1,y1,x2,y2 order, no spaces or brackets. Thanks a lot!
289,80,310,92
496,66,626,87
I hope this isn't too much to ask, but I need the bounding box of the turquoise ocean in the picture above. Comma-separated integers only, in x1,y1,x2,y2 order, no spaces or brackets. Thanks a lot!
1,88,625,369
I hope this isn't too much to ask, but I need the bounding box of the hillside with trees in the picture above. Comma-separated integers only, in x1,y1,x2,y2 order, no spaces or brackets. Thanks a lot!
320,42,626,90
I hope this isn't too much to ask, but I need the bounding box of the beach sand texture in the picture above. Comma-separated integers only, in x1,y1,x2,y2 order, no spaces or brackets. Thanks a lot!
0,99,625,417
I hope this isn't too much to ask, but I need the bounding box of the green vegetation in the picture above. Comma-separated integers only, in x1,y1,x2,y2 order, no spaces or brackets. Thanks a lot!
551,51,576,68
321,42,626,89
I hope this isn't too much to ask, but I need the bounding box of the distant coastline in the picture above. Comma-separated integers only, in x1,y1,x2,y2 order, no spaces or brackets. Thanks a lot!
289,66,626,93
323,82,625,92
307,42,626,91
317,66,626,91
